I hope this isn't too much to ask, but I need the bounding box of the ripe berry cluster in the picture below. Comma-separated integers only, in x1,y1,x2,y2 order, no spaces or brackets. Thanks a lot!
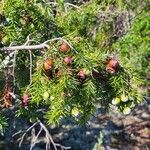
43,42,88,81
22,42,121,108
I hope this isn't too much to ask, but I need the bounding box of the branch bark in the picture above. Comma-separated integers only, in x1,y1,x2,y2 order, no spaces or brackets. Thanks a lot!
0,43,49,51
0,37,74,51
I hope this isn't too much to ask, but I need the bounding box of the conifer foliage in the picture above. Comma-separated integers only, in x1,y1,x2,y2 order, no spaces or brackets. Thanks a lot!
0,0,149,131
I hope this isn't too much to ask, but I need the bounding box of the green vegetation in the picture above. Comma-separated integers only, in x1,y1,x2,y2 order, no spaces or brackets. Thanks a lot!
0,0,149,129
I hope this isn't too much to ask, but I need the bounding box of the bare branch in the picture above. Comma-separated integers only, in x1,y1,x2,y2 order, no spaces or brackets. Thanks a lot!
30,126,43,150
39,121,71,150
65,2,81,10
47,2,81,11
39,121,57,150
18,120,71,150
0,43,49,51
55,143,71,150
12,130,23,137
0,37,74,51
12,50,17,84
29,49,32,83
19,121,39,147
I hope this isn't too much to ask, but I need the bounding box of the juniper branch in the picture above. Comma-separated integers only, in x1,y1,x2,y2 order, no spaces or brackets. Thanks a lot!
0,37,74,51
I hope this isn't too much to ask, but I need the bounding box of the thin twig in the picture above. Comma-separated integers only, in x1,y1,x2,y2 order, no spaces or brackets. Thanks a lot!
45,133,51,150
18,120,71,150
30,126,43,150
24,35,31,46
29,49,32,83
48,2,81,11
65,2,81,10
12,130,24,137
55,143,71,150
19,121,39,147
39,121,57,150
12,50,17,85
39,121,71,150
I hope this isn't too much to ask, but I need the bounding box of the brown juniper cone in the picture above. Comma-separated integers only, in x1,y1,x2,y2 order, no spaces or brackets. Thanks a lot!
43,59,53,71
63,56,73,65
106,58,119,74
77,70,87,83
22,93,30,107
43,59,53,79
60,42,70,53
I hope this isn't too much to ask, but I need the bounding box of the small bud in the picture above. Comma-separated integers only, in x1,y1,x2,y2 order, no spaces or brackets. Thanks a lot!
106,58,119,74
77,70,86,80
